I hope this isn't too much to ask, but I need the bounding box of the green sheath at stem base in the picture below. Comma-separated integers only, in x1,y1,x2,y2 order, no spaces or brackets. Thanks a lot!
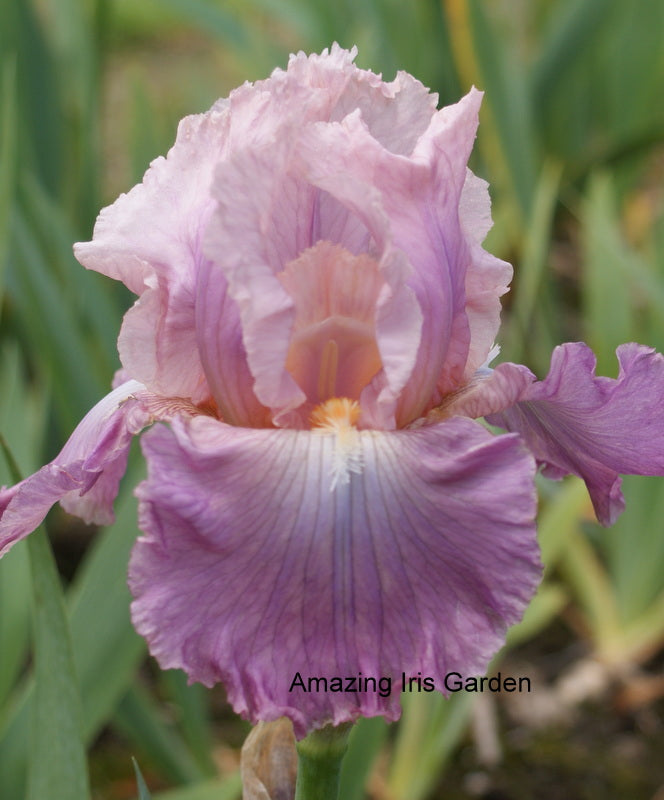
294,723,353,800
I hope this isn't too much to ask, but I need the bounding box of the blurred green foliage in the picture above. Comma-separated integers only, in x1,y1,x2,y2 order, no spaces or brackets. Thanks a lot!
0,0,663,797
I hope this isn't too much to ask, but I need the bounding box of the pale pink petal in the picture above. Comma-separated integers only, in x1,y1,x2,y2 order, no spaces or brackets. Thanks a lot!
426,362,535,422
202,138,306,426
296,91,484,426
266,44,437,156
129,414,539,737
74,109,232,402
459,170,513,378
488,343,664,525
0,381,150,558
277,242,385,414
194,261,273,427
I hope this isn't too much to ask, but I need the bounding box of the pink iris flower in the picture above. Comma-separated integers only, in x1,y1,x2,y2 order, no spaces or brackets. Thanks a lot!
2,45,664,737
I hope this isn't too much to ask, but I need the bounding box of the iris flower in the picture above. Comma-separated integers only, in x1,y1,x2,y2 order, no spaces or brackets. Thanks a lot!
1,45,663,738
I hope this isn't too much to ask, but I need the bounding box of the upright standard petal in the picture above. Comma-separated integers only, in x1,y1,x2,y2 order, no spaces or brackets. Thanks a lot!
458,170,513,380
297,91,485,425
130,414,540,737
488,343,664,525
74,108,232,402
0,381,150,558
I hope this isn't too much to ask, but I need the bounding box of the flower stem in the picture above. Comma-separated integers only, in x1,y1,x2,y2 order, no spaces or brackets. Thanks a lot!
294,723,353,800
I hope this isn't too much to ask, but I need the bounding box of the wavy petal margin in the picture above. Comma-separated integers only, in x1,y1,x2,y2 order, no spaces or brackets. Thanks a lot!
0,381,150,557
130,415,540,737
488,343,664,525
74,108,231,402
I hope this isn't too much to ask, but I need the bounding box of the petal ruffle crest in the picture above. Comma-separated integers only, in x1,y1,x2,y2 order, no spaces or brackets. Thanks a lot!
0,381,151,558
74,108,232,403
459,170,513,381
130,414,540,737
297,90,488,425
487,343,664,525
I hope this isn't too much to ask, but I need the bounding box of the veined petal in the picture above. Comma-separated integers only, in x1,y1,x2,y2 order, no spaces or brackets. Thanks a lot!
74,108,232,402
426,361,535,422
285,44,438,156
297,91,485,426
130,414,540,737
202,137,306,426
488,343,664,525
0,381,151,558
459,170,513,380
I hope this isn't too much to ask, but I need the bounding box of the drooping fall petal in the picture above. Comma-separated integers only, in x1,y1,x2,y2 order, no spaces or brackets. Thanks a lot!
129,414,540,737
0,381,150,557
488,342,664,525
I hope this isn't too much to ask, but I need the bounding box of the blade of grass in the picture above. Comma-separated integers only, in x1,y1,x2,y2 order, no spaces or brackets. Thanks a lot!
508,160,562,368
133,758,153,800
151,774,242,800
560,528,622,656
157,0,248,48
0,0,64,196
0,345,47,707
18,176,122,394
26,528,91,800
387,691,473,800
602,475,664,626
9,208,107,431
113,684,207,785
466,0,538,223
506,583,568,648
66,456,148,741
338,716,388,800
0,55,17,313
580,172,635,374
0,439,90,800
0,457,146,797
160,671,217,778
532,0,613,111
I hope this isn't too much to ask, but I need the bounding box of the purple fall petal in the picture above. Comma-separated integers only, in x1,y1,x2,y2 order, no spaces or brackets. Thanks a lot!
129,415,540,737
488,342,664,525
0,381,150,557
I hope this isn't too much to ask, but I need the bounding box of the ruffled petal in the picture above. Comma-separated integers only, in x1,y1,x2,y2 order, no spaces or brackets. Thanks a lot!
487,343,664,525
202,137,306,426
296,91,484,426
0,381,151,558
426,362,535,422
258,44,437,157
74,108,232,402
459,170,513,379
129,414,540,737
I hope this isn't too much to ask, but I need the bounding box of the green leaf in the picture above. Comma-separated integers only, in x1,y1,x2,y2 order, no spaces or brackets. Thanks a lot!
0,55,17,313
387,691,473,800
580,172,635,374
160,671,216,777
0,345,47,707
467,0,538,221
66,458,148,741
133,758,153,800
157,0,248,47
113,685,207,785
151,774,242,800
26,528,90,800
338,716,388,800
0,459,146,798
507,160,562,370
506,583,568,647
532,0,613,110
